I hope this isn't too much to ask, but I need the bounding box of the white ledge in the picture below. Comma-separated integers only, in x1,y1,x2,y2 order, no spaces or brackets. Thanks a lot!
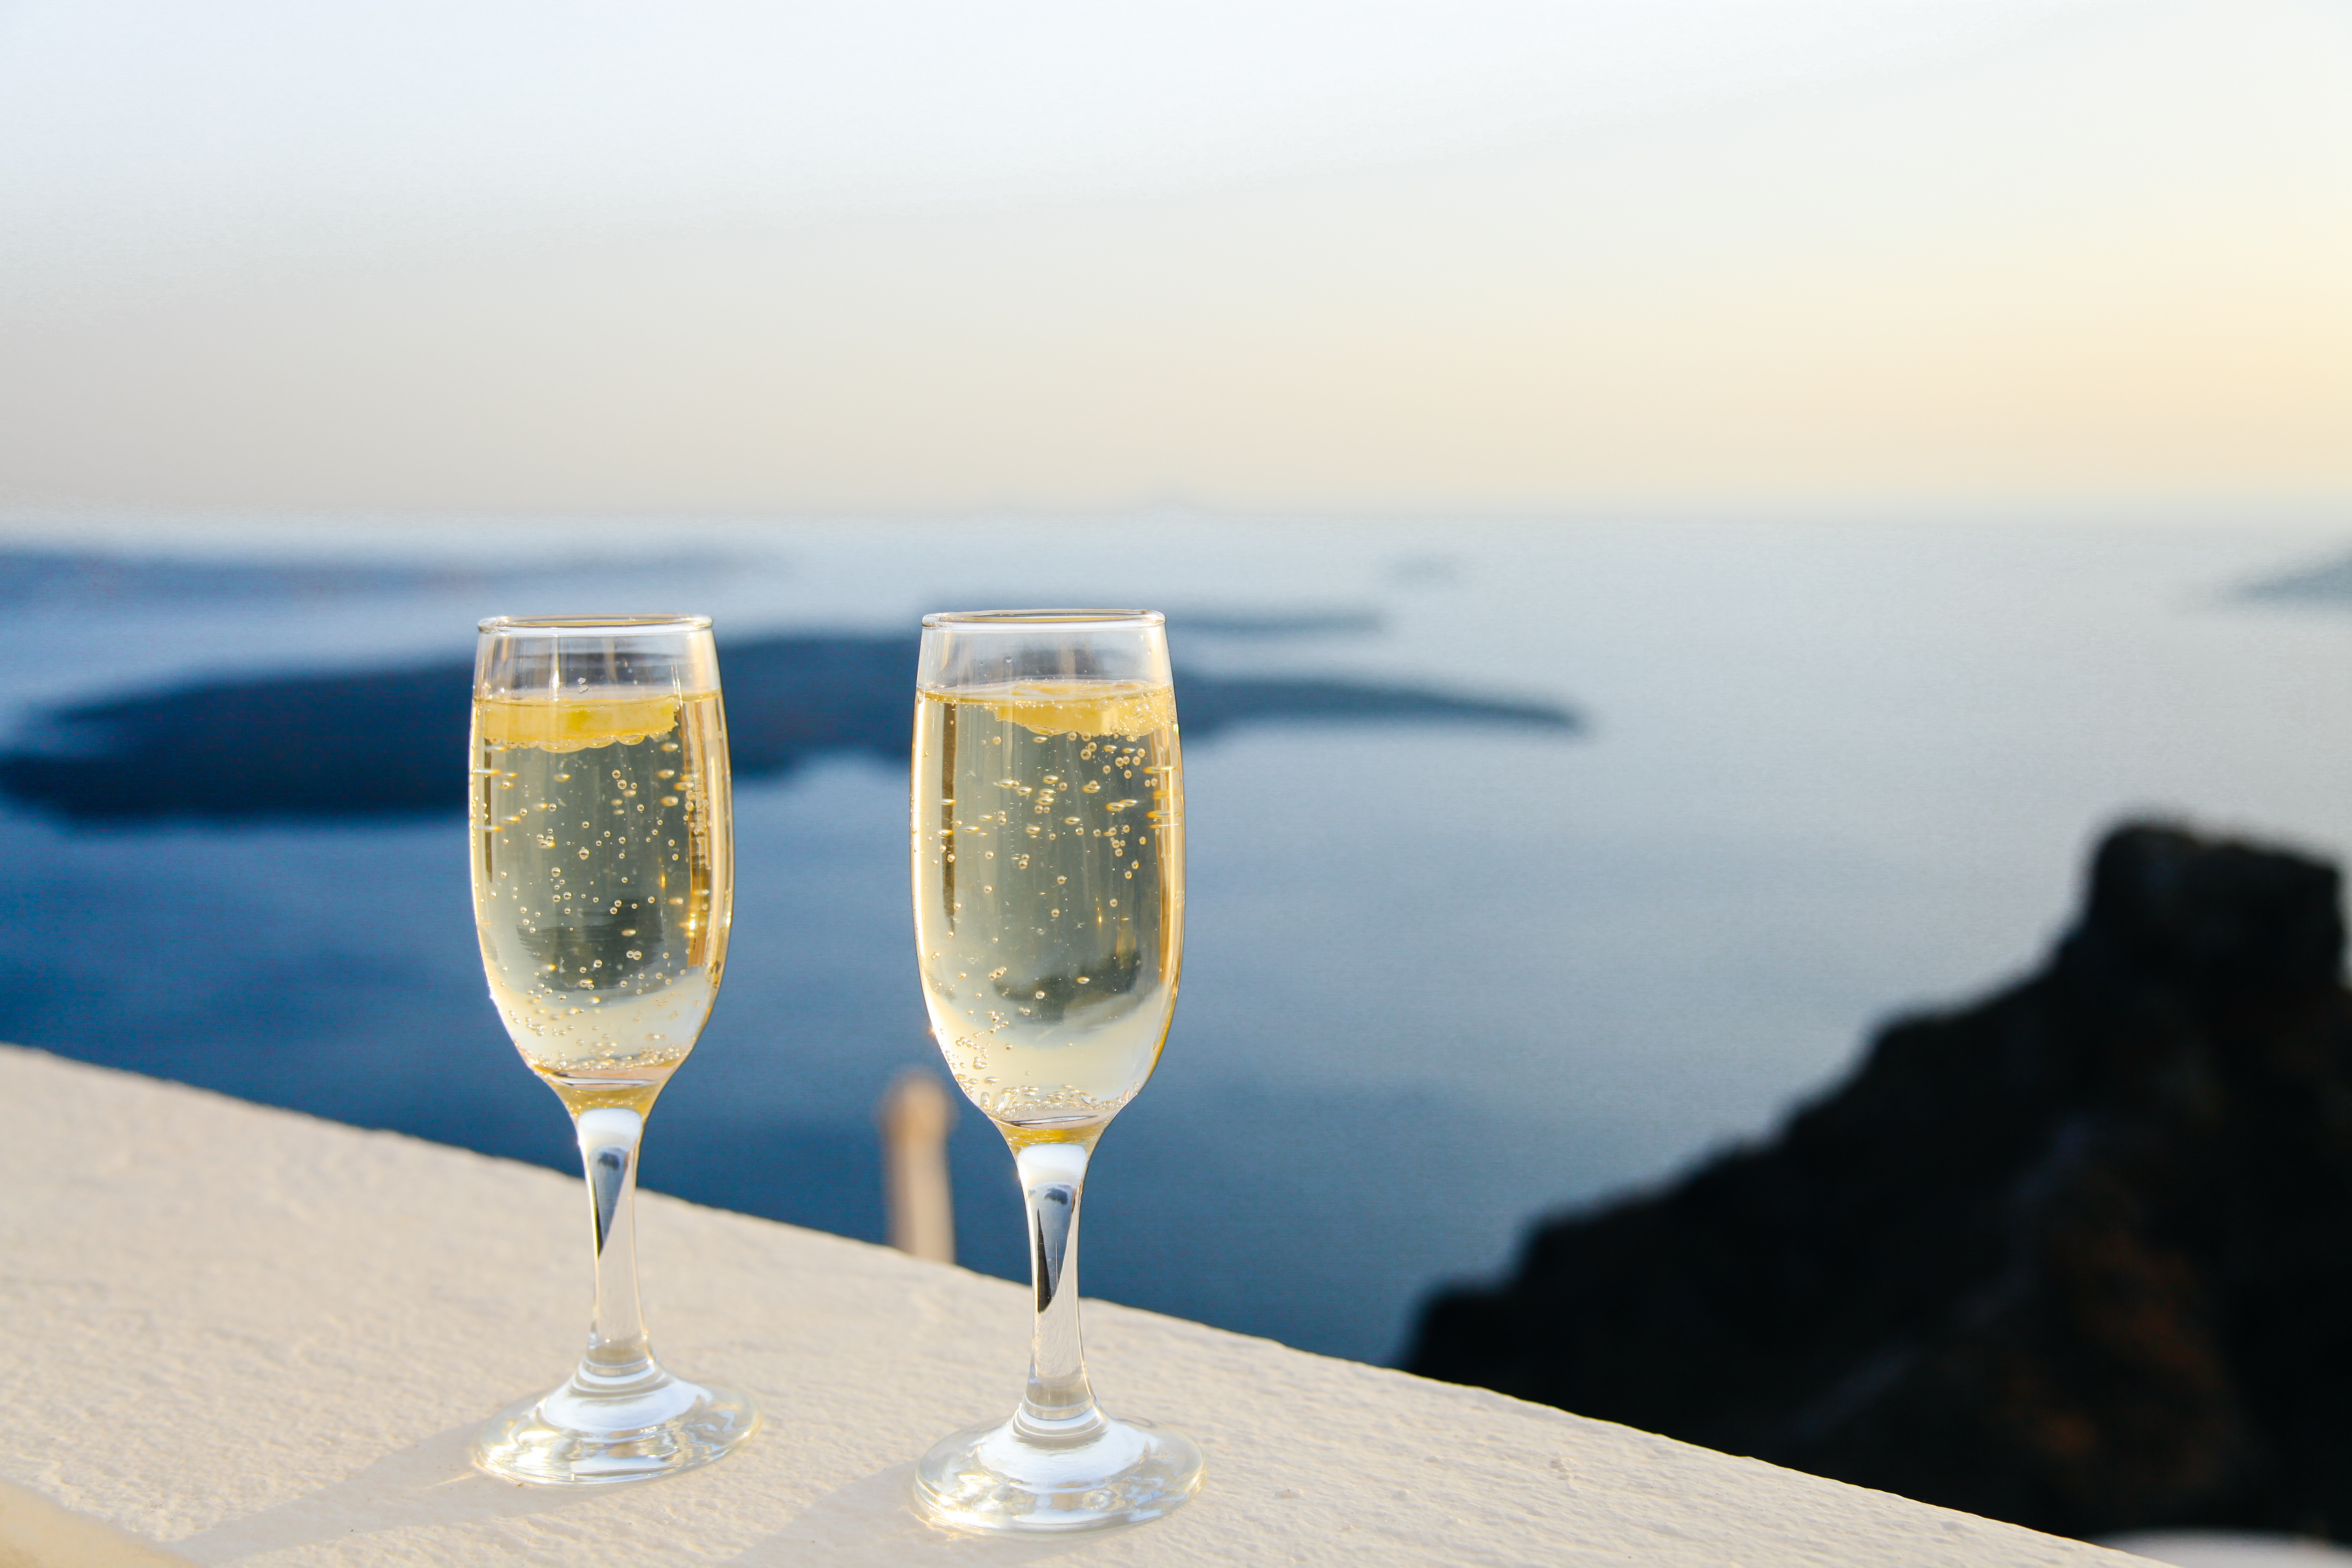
0,1045,2156,1566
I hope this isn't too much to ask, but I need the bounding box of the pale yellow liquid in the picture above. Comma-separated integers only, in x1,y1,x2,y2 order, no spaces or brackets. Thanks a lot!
470,689,730,1112
913,681,1183,1133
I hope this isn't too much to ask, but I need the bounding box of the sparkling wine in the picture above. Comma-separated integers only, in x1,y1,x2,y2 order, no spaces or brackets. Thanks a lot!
913,679,1183,1131
471,689,730,1112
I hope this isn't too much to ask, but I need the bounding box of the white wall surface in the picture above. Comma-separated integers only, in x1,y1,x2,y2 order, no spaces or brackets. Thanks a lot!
0,1044,2162,1565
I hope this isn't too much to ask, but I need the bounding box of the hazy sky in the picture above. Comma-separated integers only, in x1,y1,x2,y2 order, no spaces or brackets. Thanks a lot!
1,0,2346,516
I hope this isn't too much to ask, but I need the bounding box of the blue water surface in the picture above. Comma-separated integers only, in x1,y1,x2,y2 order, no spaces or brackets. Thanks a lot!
2,515,2347,1364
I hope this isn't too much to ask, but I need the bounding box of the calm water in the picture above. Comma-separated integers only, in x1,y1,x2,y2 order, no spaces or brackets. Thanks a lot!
2,516,2347,1364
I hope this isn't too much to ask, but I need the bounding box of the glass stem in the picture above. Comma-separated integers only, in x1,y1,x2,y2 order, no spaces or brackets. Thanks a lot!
1014,1136,1106,1435
574,1105,657,1389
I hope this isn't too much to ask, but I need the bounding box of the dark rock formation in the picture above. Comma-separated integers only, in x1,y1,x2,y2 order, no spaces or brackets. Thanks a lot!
1410,823,2352,1542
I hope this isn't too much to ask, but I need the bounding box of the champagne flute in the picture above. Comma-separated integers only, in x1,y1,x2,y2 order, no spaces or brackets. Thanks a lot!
909,609,1204,1532
467,615,758,1485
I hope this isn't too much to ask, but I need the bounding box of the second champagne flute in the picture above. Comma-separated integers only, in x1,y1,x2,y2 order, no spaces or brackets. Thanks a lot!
909,609,1204,1532
468,614,758,1485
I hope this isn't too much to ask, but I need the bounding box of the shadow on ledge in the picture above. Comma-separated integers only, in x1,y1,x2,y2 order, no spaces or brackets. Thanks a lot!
1411,822,2352,1544
0,632,1577,823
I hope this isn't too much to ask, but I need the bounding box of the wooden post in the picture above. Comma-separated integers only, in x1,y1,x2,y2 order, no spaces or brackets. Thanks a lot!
879,1068,957,1264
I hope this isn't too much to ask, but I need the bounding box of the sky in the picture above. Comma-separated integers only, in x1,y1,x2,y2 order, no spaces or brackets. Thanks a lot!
0,0,2347,517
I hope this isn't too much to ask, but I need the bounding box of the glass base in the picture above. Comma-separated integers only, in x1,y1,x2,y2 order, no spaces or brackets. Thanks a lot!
913,1412,1203,1533
472,1366,758,1486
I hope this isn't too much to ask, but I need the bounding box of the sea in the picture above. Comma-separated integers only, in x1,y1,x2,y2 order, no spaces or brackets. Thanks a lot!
2,513,2347,1366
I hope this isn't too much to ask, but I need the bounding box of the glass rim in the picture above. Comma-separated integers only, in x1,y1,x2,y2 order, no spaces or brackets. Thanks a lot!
478,614,714,635
920,608,1162,629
